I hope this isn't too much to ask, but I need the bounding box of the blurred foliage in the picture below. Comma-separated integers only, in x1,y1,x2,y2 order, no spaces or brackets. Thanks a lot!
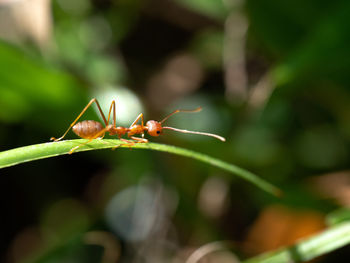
1,0,350,262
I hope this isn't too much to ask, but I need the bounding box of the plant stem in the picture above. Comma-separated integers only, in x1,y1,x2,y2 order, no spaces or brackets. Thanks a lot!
244,222,350,263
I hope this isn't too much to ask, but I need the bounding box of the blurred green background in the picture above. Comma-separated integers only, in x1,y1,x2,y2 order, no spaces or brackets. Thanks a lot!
1,0,350,262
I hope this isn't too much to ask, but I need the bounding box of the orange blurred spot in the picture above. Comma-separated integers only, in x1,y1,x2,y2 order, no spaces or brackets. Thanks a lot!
244,205,325,255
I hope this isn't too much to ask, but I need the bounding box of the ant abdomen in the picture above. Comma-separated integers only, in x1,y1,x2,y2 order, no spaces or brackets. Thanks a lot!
72,120,104,139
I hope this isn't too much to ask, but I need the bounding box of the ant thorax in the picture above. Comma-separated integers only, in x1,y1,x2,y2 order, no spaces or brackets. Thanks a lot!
127,124,145,136
109,126,127,137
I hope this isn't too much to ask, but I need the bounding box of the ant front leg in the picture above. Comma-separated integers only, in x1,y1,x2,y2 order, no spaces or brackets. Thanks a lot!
51,98,109,142
130,113,145,138
111,138,135,150
112,137,148,150
130,136,148,143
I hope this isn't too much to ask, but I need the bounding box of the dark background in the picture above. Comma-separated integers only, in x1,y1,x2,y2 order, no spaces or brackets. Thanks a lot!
1,0,350,262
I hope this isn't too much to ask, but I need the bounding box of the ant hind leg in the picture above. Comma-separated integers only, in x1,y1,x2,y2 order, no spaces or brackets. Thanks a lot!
51,98,109,142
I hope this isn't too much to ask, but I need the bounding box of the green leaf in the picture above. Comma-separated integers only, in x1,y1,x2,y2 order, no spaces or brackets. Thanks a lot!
0,41,85,123
247,0,335,55
248,1,350,86
0,139,280,196
244,221,350,263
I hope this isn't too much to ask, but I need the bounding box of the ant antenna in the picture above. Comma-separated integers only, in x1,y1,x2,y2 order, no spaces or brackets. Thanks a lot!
160,106,226,141
160,107,202,124
162,126,226,141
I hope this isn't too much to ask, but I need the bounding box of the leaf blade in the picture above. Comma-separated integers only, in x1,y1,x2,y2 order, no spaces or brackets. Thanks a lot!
0,139,280,195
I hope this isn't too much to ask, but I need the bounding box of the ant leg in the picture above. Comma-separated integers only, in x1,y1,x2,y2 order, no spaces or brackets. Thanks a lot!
112,138,135,150
106,100,117,127
118,136,148,148
130,136,148,143
130,113,145,127
129,113,145,138
51,98,109,142
68,128,108,154
112,136,148,150
112,135,148,149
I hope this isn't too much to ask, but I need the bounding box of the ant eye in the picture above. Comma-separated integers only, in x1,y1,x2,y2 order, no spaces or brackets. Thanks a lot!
156,131,161,134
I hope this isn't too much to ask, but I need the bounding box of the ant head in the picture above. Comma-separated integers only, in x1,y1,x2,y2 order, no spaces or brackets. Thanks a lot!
145,107,226,142
146,120,163,137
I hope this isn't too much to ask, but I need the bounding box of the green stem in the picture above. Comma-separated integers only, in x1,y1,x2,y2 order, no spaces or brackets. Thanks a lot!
244,222,350,263
0,139,280,195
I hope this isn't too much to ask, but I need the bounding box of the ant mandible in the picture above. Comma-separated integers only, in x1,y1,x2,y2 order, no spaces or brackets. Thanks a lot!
50,98,226,154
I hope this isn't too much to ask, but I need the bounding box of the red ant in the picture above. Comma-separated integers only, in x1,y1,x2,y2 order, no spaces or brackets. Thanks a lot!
50,98,226,154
